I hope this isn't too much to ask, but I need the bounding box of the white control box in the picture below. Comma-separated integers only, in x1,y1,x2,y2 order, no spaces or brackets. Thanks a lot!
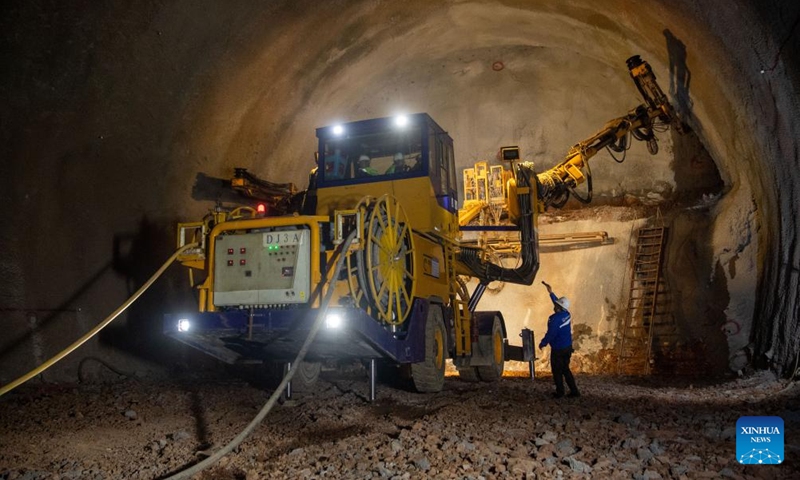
213,229,311,306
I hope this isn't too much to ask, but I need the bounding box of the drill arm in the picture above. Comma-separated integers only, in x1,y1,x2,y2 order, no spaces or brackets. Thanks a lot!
537,55,681,209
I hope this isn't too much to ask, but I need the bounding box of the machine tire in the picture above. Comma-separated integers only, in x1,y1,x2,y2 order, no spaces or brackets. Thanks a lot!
456,365,480,382
411,306,446,393
477,316,505,382
287,361,322,392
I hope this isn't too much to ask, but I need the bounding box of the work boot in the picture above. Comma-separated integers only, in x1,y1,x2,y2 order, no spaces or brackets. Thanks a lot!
567,391,580,398
552,392,564,399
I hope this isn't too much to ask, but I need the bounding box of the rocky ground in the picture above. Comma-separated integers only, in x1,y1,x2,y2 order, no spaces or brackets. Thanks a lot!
1,369,798,480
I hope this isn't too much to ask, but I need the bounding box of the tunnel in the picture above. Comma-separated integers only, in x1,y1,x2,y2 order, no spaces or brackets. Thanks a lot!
1,0,799,478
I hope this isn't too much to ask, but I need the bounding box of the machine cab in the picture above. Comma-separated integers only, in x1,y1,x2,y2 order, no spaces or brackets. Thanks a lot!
315,113,459,215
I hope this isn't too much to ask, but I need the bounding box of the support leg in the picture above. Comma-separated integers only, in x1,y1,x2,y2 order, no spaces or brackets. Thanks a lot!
369,359,377,402
285,361,293,400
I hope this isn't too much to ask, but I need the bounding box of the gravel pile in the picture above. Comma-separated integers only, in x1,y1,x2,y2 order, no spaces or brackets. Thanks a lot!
1,370,797,479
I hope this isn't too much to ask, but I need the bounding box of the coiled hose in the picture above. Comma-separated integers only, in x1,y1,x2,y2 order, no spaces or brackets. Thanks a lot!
0,243,199,397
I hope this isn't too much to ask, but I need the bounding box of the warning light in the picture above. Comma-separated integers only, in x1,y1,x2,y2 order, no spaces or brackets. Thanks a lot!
240,247,246,254
227,248,234,255
256,203,266,214
227,260,234,266
240,259,246,266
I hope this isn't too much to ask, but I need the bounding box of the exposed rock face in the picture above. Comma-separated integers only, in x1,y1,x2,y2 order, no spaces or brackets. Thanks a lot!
1,0,798,378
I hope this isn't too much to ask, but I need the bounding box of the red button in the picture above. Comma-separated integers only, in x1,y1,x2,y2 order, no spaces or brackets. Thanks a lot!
240,247,246,254
227,260,234,266
227,248,234,255
240,259,246,266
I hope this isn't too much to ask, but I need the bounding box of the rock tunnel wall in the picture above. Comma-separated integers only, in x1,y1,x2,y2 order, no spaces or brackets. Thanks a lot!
1,0,798,382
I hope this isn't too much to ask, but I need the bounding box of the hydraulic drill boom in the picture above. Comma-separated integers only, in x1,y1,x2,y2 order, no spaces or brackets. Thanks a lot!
537,55,681,209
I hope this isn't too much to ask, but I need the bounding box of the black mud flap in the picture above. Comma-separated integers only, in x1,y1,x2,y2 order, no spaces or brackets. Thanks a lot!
505,328,535,362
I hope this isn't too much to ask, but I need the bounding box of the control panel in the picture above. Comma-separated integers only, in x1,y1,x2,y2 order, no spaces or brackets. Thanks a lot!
213,229,311,306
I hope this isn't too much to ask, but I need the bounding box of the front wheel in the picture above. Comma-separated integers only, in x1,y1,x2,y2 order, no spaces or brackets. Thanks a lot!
477,316,505,381
411,305,446,392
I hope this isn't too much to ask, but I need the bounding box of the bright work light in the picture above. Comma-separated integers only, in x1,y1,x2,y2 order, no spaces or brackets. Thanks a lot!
177,319,191,332
325,313,343,329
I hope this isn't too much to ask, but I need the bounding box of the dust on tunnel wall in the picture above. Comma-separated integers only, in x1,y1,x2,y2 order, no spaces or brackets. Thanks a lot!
1,0,798,381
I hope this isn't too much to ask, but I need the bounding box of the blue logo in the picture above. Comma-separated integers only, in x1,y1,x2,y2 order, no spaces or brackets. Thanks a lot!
736,416,784,465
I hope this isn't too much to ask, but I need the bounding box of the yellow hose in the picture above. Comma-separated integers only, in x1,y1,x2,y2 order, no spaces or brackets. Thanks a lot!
0,243,198,397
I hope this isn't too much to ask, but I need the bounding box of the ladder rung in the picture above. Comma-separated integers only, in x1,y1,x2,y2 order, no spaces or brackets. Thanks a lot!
636,254,662,258
635,267,659,272
634,273,659,278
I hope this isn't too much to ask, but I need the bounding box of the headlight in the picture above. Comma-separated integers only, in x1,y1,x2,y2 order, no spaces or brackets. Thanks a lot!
177,319,191,332
325,313,343,329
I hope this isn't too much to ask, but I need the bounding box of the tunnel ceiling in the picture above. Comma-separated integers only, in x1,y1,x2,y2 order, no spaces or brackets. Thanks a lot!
2,0,799,374
187,1,694,197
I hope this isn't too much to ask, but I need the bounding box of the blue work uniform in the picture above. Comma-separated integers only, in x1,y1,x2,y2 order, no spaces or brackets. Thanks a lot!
539,291,579,397
539,292,573,350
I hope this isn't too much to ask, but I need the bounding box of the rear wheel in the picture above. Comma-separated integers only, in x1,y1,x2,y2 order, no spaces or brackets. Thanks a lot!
477,316,505,381
411,306,446,392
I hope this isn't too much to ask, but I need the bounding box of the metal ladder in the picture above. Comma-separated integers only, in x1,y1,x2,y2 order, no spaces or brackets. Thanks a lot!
617,226,667,375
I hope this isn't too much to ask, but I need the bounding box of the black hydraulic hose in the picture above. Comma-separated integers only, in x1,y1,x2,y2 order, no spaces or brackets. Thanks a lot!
548,189,570,209
165,230,357,480
631,125,655,142
458,164,539,286
607,132,629,163
569,161,593,204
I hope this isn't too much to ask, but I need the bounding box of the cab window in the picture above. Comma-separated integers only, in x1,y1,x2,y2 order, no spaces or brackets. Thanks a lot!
320,127,423,183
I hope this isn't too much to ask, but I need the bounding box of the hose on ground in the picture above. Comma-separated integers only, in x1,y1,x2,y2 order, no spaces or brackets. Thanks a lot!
165,230,357,480
0,243,198,397
78,356,137,383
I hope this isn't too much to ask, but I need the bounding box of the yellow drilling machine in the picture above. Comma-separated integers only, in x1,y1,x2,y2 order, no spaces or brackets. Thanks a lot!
165,56,680,398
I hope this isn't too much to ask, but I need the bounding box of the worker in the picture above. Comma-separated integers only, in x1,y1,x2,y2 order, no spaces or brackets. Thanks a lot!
539,281,580,398
409,154,423,171
385,152,408,174
356,154,378,177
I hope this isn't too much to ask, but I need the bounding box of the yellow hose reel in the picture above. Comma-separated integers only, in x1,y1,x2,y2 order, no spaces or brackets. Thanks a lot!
346,195,417,325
